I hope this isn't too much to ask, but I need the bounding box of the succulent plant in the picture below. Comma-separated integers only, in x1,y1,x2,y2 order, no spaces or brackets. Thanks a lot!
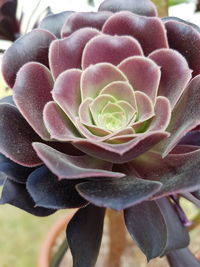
1,0,200,266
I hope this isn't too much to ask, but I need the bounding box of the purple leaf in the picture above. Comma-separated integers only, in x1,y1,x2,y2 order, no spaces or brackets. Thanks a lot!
82,34,143,69
13,62,54,140
103,11,168,56
164,20,200,76
27,165,87,209
61,11,112,37
156,75,200,157
49,28,100,79
98,0,157,17
0,104,42,167
67,205,105,267
73,131,169,163
149,48,192,108
0,178,55,216
32,142,124,179
39,11,74,38
76,176,162,210
167,248,200,267
124,200,167,260
2,29,56,87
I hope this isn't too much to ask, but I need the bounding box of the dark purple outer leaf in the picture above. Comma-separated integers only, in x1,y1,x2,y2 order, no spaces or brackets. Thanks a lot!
39,11,74,38
167,248,200,267
13,62,54,140
2,29,56,87
164,19,200,76
27,166,87,209
76,176,162,210
98,0,157,17
67,205,105,267
179,131,200,146
124,200,167,260
0,178,55,216
0,154,35,184
33,142,124,179
0,104,42,167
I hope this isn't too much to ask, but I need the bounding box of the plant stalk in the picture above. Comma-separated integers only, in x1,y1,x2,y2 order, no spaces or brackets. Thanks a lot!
50,238,68,267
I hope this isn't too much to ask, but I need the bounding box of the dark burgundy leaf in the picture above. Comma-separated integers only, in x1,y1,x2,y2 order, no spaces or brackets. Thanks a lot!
0,104,42,167
124,200,167,260
98,0,157,17
0,178,55,216
67,205,105,267
167,248,200,267
2,29,56,87
39,11,74,38
179,131,200,146
27,165,87,209
76,176,162,210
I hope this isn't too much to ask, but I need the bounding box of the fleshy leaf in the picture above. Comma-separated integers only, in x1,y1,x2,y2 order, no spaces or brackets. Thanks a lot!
13,62,54,140
156,75,200,157
79,98,93,125
98,0,157,17
33,142,124,179
167,248,200,267
134,91,154,122
43,101,80,141
149,48,192,108
164,19,200,76
103,11,168,56
52,69,82,122
27,165,87,209
39,11,74,38
0,104,42,167
128,149,200,197
2,29,56,87
0,178,55,216
148,96,171,131
118,56,161,103
81,63,127,100
61,11,112,37
124,200,167,260
73,131,169,163
67,205,105,267
82,34,143,69
49,28,100,79
76,176,162,210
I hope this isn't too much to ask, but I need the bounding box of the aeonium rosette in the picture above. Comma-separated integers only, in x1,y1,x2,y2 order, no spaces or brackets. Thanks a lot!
0,0,200,266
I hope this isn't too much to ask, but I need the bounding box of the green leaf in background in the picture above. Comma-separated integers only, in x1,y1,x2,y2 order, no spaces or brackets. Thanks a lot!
88,0,95,6
169,0,188,6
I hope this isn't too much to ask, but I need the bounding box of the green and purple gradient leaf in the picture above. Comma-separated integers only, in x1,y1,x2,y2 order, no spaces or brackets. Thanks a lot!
118,56,161,103
167,248,200,267
149,48,192,108
0,178,55,216
49,28,100,79
98,0,157,17
2,29,56,87
33,142,124,179
67,205,105,267
0,104,42,167
103,11,168,56
13,62,54,140
82,34,143,69
76,176,162,210
164,19,200,76
61,11,112,37
27,166,87,209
